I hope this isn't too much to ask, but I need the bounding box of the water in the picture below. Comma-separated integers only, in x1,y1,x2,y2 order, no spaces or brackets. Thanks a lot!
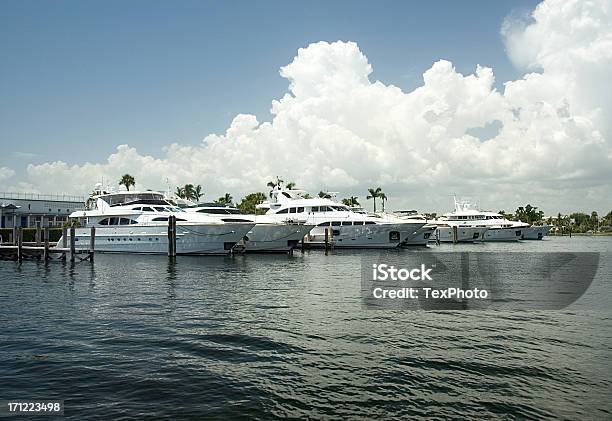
1,237,611,419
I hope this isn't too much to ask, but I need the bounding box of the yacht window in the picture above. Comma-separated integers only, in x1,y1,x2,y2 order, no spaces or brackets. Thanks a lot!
222,218,252,223
331,221,341,226
119,218,132,225
199,209,224,214
152,217,168,221
99,218,109,225
142,207,154,212
317,222,331,227
354,221,364,225
277,208,289,214
133,207,142,211
297,207,304,213
311,206,319,212
154,207,166,212
364,221,376,225
342,221,353,226
109,217,119,225
289,207,297,214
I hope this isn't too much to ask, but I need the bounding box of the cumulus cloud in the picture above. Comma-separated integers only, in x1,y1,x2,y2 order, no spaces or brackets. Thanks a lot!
4,0,612,213
0,167,15,182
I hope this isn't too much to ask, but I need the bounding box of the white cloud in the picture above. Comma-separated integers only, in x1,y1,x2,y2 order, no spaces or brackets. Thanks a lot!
0,167,15,182
4,0,612,214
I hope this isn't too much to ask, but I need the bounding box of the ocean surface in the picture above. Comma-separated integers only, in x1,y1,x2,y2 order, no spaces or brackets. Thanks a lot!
1,236,611,419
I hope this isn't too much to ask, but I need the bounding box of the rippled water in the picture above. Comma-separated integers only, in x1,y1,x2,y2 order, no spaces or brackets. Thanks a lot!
1,236,611,419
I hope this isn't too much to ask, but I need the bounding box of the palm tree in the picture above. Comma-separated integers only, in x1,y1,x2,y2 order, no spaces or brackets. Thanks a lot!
194,185,203,201
380,192,388,212
366,187,382,212
341,196,360,207
175,187,185,199
286,181,296,190
267,176,284,197
318,191,332,199
119,174,135,191
182,184,195,201
216,193,233,206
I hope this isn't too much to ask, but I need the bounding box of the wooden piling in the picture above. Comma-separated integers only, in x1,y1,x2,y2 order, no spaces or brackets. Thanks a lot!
12,216,17,246
35,221,42,246
300,237,304,253
324,227,329,254
452,226,458,243
89,226,96,262
69,226,76,262
168,215,177,257
44,226,50,261
62,227,68,248
17,228,23,261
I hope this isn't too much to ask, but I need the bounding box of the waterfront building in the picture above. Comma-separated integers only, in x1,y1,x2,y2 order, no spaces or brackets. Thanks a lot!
0,192,84,228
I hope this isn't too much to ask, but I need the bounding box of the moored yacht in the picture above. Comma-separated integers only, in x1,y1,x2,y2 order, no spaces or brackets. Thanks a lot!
256,187,425,249
521,224,552,240
382,211,436,246
62,186,255,255
439,199,529,242
183,203,314,253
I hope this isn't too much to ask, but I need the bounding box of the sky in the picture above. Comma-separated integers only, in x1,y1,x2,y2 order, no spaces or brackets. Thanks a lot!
1,0,611,215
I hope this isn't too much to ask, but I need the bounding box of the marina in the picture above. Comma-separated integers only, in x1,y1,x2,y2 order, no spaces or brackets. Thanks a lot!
1,0,611,418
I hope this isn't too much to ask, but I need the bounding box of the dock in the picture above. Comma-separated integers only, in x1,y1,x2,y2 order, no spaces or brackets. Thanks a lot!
0,226,94,262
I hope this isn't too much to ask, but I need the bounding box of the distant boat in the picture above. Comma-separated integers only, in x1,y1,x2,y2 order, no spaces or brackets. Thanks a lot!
436,198,529,242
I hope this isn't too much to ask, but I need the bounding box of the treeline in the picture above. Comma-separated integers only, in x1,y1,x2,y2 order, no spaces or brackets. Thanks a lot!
500,204,612,233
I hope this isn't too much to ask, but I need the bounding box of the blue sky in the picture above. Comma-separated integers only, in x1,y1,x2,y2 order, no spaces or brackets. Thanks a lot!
0,0,539,170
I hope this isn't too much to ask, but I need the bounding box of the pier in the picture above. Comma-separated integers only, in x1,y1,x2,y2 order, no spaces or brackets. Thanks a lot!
0,225,94,262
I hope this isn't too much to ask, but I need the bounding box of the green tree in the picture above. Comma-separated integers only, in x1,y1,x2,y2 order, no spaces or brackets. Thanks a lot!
366,187,382,212
175,186,185,199
119,174,135,191
285,181,296,190
515,204,544,224
380,192,388,212
193,185,203,201
569,212,591,232
591,211,599,231
216,193,234,206
318,191,332,199
341,196,360,207
237,192,267,214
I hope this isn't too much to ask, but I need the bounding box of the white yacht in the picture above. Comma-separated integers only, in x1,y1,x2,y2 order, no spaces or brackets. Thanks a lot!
393,210,486,243
183,203,314,253
62,187,255,255
438,199,529,242
521,225,552,240
382,211,436,246
256,187,425,249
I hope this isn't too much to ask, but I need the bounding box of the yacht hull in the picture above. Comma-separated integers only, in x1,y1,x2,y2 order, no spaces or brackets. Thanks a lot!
484,227,523,242
59,223,254,255
402,225,436,246
521,225,551,240
304,223,408,249
242,224,314,252
433,226,488,243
